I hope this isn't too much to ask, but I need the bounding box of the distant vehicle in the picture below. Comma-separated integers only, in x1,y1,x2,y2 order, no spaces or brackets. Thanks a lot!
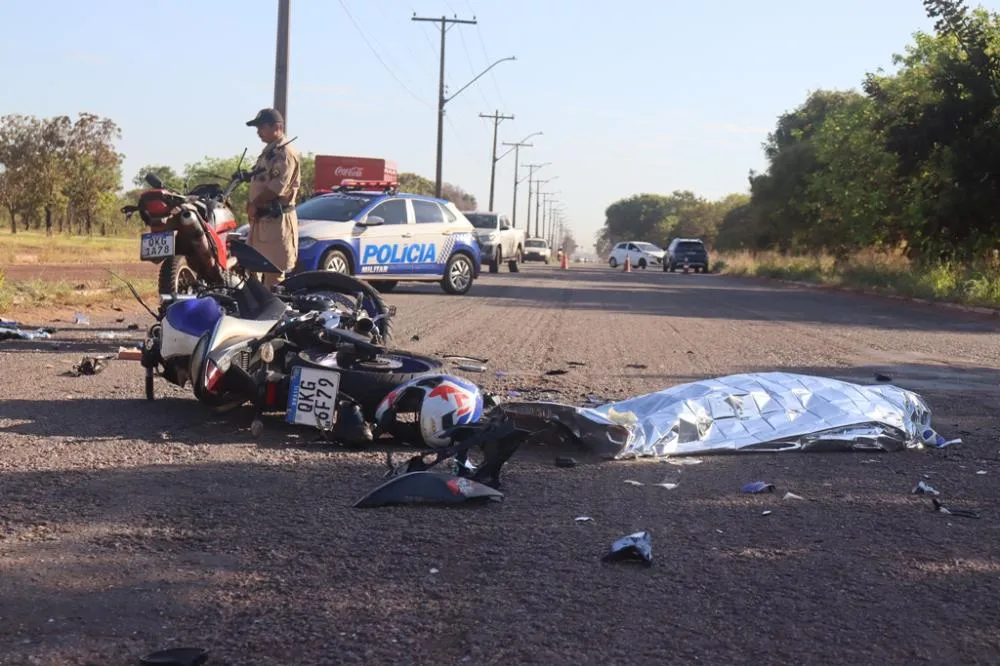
607,241,665,269
664,238,710,273
232,178,482,295
523,237,551,264
464,211,526,273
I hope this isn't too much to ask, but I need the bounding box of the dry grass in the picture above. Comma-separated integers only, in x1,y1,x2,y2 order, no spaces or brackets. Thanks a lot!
1,229,139,265
715,248,1000,309
0,274,158,315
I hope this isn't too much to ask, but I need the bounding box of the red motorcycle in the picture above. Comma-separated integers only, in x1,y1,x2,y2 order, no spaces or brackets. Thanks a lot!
122,154,262,296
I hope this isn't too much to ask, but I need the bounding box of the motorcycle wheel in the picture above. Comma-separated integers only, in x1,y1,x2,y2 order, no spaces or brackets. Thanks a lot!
298,349,444,420
158,256,200,297
281,270,394,344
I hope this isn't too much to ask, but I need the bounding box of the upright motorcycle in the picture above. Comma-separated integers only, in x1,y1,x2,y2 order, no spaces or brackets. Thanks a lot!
122,152,259,296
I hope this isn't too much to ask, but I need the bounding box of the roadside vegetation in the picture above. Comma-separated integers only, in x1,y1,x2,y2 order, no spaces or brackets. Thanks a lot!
0,271,158,316
597,0,1000,310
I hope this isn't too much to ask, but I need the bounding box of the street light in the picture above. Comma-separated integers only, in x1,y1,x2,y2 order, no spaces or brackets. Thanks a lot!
431,56,516,198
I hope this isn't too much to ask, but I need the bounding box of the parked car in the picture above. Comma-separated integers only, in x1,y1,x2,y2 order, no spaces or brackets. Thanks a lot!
231,181,482,295
664,238,710,273
464,211,526,273
523,237,551,264
607,241,665,269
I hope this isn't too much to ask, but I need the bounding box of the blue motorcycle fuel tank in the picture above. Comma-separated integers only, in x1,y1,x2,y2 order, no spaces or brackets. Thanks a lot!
165,297,224,338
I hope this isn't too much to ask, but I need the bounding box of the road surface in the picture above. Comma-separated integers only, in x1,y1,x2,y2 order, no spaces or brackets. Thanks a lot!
2,264,999,665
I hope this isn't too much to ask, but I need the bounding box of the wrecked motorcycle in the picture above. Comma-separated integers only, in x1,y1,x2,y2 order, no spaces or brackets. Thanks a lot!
128,241,395,401
122,151,259,297
190,299,445,443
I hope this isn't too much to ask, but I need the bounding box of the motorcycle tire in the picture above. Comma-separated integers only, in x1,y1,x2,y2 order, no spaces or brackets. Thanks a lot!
158,256,199,297
280,270,393,344
298,349,445,420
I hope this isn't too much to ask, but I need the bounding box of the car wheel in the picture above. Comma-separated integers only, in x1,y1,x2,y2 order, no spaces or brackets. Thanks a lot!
508,249,521,273
545,257,550,265
320,248,351,275
489,249,500,274
638,258,647,270
441,253,474,295
609,257,618,268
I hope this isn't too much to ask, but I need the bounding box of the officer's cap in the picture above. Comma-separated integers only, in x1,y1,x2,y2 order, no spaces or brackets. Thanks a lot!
246,108,284,127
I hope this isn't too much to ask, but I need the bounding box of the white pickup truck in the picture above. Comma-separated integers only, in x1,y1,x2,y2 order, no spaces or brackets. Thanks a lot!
465,211,526,273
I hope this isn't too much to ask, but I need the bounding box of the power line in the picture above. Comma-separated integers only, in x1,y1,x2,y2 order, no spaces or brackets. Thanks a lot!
338,0,430,107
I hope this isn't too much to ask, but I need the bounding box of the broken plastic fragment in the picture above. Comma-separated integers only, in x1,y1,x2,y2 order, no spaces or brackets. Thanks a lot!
73,312,90,326
741,481,776,494
782,492,804,500
921,428,962,449
666,457,703,466
575,516,593,522
623,479,643,486
976,470,987,475
352,471,504,508
655,482,678,490
761,510,773,516
932,498,980,519
429,568,439,574
912,481,940,496
602,531,652,566
555,456,577,468
456,363,487,373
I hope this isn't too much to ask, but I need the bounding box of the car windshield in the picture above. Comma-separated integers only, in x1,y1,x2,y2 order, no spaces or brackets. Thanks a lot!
676,241,705,252
295,194,373,221
465,213,498,230
525,240,547,248
634,242,661,252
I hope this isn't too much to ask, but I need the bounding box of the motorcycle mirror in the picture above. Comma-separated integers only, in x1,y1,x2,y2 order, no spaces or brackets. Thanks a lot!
145,173,164,189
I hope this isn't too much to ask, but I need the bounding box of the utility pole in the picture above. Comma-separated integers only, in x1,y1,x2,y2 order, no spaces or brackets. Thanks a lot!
534,176,558,237
480,110,514,210
412,15,514,199
274,0,291,124
500,133,541,228
521,163,549,234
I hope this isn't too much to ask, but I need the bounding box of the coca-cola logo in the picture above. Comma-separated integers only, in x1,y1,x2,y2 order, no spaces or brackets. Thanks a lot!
334,166,365,178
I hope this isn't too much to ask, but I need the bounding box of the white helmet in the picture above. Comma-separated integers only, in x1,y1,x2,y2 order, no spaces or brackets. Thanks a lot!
375,374,484,448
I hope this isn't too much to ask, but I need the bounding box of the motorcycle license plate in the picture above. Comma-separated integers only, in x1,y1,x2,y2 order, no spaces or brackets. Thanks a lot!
286,366,340,430
140,230,176,261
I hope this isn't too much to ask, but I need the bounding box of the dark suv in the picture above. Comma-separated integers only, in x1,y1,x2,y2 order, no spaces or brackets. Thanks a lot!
664,238,710,273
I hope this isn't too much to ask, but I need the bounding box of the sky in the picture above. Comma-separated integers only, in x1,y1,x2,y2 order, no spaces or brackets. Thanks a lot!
3,0,998,254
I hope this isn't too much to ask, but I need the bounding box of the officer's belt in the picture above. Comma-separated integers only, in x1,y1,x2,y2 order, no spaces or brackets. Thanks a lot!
255,203,296,217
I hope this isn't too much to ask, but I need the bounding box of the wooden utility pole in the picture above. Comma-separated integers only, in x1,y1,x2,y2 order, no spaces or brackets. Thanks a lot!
479,110,514,210
411,14,478,198
274,0,291,125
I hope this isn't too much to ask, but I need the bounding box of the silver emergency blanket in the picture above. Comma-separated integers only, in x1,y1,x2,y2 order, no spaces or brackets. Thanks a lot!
500,372,949,459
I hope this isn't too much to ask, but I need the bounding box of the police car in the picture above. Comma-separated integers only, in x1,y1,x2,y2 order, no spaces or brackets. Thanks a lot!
237,179,482,295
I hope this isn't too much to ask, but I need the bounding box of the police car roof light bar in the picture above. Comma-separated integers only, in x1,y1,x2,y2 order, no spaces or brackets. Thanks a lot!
337,178,399,195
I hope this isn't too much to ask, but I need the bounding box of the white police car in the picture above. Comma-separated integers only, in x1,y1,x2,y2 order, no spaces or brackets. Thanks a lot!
237,180,482,295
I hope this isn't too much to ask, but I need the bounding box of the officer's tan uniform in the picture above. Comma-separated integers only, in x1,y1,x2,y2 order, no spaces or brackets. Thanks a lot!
248,138,301,288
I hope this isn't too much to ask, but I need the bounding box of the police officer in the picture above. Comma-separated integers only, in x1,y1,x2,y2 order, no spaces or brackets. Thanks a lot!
245,108,301,289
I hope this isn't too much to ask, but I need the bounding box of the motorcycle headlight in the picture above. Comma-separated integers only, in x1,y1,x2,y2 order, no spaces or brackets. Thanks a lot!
299,236,317,250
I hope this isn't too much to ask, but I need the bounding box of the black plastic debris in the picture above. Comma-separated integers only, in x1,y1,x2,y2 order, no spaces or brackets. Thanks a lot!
352,471,504,508
567,361,587,367
127,323,140,330
545,369,569,376
741,481,776,494
602,531,653,566
625,363,648,369
410,334,420,341
875,372,892,382
73,356,107,376
0,325,52,342
555,456,578,468
932,498,980,519
138,646,209,666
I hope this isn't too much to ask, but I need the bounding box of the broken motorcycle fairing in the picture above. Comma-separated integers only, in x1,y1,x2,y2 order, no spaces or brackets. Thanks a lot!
500,372,949,459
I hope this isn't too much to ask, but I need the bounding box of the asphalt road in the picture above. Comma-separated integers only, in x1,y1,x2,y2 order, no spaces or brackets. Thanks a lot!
2,263,1000,665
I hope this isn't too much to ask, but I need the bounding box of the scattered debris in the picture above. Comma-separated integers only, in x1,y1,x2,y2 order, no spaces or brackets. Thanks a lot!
112,306,124,312
117,347,142,361
496,371,508,378
783,492,804,500
127,323,140,330
506,390,522,398
912,481,940,496
73,312,90,326
932,498,980,519
456,363,487,373
602,531,652,566
976,470,987,475
555,456,578,468
115,317,125,323
623,479,644,486
410,334,420,341
654,482,678,490
575,516,593,522
96,331,120,340
429,567,439,574
625,363,648,369
875,372,892,382
0,324,52,341
665,457,704,466
761,510,773,516
545,369,569,376
567,361,587,367
921,428,962,448
138,646,209,666
71,356,108,376
742,481,776,494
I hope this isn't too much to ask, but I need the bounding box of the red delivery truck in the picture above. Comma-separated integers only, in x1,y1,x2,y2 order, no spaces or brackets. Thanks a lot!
314,155,399,190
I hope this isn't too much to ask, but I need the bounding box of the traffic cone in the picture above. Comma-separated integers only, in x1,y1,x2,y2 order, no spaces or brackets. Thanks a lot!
623,256,631,272
560,252,568,270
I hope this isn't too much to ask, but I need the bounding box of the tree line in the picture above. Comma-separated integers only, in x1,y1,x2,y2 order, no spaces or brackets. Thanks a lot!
598,0,1000,266
0,114,479,236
